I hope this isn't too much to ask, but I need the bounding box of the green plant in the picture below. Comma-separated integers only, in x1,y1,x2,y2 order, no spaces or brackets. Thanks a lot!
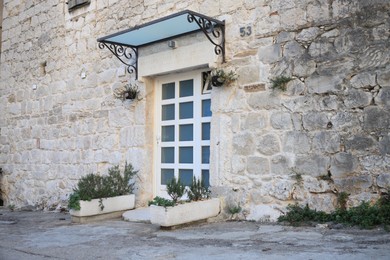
187,177,211,201
210,69,238,87
114,83,140,101
148,196,175,207
270,75,292,91
278,191,390,229
68,162,137,210
8,204,15,211
337,192,349,211
166,177,185,203
292,171,303,186
68,192,81,211
228,205,242,215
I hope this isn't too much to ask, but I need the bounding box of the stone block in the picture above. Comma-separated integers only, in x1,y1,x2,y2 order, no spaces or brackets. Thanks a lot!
267,178,295,201
306,74,343,94
285,79,306,96
237,65,260,85
276,31,296,43
345,135,375,152
258,44,282,64
363,106,390,130
344,89,372,109
330,152,358,178
246,204,281,222
270,111,292,130
283,40,305,58
313,131,340,154
283,131,311,154
303,177,331,193
293,56,317,78
377,173,390,188
242,112,268,131
375,87,390,107
377,70,390,87
295,154,330,177
233,133,255,156
306,194,336,213
331,112,360,130
231,155,246,175
246,156,269,175
379,135,390,155
296,27,321,42
334,175,373,193
350,72,376,89
318,95,340,111
247,92,281,110
256,134,280,156
302,111,329,130
108,108,133,128
270,154,293,175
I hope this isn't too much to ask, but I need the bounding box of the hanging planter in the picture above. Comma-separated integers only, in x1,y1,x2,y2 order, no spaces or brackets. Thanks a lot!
114,83,140,101
209,69,238,87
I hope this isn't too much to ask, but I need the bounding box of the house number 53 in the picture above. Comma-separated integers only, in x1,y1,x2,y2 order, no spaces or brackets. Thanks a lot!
240,26,252,37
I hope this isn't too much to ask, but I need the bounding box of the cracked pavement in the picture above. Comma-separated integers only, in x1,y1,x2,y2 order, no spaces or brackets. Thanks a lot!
1,208,390,259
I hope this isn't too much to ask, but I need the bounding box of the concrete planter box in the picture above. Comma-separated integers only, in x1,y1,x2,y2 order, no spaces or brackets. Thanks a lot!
150,198,221,227
70,194,135,223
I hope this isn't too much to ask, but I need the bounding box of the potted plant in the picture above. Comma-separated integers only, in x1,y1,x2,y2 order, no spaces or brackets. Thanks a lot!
210,69,238,87
68,162,137,223
149,177,220,227
113,83,140,101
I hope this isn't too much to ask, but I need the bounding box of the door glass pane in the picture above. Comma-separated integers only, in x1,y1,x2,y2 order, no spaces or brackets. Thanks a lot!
179,124,193,141
202,122,210,140
202,99,212,117
179,147,193,163
179,169,193,186
179,102,193,119
162,126,174,142
161,147,174,163
179,79,193,97
161,169,174,185
202,170,210,188
162,82,175,100
162,104,175,121
202,146,210,164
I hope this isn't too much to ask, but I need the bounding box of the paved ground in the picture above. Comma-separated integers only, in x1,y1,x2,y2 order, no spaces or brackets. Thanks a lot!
1,208,390,260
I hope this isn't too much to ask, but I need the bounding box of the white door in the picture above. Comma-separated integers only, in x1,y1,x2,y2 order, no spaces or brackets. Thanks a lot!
155,70,211,198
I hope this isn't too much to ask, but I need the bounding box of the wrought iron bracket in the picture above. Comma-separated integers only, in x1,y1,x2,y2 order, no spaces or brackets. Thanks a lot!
187,13,225,63
98,42,138,79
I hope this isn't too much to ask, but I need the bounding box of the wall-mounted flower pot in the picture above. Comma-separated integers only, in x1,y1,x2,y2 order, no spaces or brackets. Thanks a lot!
150,198,221,227
211,76,224,87
70,194,135,223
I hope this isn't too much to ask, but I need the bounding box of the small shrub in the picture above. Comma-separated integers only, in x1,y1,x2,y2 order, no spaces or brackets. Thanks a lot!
270,76,292,91
337,192,349,211
187,176,210,201
278,190,390,229
228,205,242,215
148,196,175,208
278,204,331,226
68,162,137,210
166,177,185,203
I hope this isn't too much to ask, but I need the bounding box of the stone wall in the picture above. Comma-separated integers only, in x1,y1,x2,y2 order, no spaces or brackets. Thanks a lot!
0,0,389,220
211,0,390,220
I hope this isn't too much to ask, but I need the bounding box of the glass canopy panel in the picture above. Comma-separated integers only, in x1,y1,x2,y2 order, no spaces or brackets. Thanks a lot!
101,13,214,47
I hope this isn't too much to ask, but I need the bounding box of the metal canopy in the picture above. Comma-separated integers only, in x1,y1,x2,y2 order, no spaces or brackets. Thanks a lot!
97,10,225,79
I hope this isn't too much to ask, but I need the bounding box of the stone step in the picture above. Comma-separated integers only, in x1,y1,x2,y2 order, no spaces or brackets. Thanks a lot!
122,207,151,223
